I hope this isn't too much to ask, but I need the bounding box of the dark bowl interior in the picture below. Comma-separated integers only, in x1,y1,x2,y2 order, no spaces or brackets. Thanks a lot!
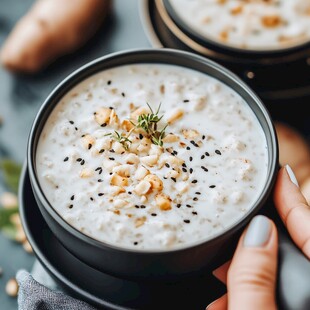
27,48,279,280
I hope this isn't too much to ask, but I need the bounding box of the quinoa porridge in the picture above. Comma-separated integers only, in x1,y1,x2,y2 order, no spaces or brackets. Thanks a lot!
36,64,268,250
168,0,310,50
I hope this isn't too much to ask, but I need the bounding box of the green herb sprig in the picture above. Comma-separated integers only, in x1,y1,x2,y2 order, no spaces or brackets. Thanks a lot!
105,130,133,150
132,103,168,147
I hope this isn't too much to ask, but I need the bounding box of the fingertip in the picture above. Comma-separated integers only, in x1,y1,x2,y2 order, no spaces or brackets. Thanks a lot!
206,294,227,310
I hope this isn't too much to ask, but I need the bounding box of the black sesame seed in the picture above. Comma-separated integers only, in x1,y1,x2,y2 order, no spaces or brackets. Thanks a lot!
90,197,94,201
193,197,198,201
189,156,193,162
99,149,105,153
173,150,178,155
69,120,74,124
107,80,112,85
122,92,125,97
128,191,132,195
109,106,114,110
95,167,101,171
109,172,113,175
195,192,201,195
64,157,69,162
215,149,222,155
202,135,206,140
201,166,208,172
135,205,140,209
184,220,190,224
209,185,216,188
76,158,82,162
81,134,86,138
177,204,181,208
163,177,167,180
139,133,143,140
192,212,198,215
201,155,205,159
110,149,115,153
189,168,193,174
101,123,107,127
88,144,92,150
75,127,78,131
165,163,170,168
205,152,210,156
69,204,73,209
171,177,177,183
151,213,157,217
191,140,199,147
182,163,187,168
186,204,192,208
70,195,75,201
191,180,198,184
80,160,85,165
182,168,187,173
183,99,189,103
98,193,104,196
98,179,103,183
109,157,115,161
140,205,146,209
186,146,191,150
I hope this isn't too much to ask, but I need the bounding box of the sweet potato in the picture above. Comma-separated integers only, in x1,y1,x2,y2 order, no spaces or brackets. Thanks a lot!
275,121,310,203
0,0,111,73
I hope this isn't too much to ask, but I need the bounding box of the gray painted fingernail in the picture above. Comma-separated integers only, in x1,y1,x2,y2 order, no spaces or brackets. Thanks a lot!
285,164,299,187
244,215,271,247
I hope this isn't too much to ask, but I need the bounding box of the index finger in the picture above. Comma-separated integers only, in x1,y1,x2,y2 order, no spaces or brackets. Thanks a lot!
274,165,310,259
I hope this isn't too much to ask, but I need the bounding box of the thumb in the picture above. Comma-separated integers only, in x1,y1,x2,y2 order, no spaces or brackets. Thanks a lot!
227,215,278,310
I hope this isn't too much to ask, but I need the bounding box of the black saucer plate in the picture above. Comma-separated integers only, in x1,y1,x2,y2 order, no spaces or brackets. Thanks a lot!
19,163,225,310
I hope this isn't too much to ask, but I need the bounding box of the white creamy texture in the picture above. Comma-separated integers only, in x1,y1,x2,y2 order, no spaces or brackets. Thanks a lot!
169,0,310,50
36,64,268,250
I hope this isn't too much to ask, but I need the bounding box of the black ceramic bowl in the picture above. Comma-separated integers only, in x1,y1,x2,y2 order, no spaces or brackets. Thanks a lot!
155,0,310,102
27,48,278,281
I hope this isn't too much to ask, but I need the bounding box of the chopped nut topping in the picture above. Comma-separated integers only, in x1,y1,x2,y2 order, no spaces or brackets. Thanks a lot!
261,15,282,28
144,174,163,191
182,129,199,139
135,216,147,228
81,134,95,150
155,193,172,211
135,180,151,196
94,107,112,126
167,109,184,124
80,168,94,178
110,173,128,187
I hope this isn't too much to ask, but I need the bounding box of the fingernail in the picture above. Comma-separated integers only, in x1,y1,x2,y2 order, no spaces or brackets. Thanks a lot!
285,164,299,187
244,215,271,247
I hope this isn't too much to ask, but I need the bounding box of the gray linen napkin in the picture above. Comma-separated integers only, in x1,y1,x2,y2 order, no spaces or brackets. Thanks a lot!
16,260,97,310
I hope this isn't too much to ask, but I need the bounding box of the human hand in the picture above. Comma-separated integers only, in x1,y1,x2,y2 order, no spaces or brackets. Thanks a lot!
207,165,310,310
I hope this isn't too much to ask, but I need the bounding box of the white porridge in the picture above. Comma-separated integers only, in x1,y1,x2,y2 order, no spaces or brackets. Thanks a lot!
168,0,310,50
36,64,268,250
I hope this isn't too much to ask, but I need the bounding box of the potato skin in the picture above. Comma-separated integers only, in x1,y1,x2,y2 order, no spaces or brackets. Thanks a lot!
275,121,310,203
0,0,111,73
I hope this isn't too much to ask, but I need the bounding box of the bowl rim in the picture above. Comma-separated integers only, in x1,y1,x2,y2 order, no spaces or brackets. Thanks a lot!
159,0,310,60
27,47,279,255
